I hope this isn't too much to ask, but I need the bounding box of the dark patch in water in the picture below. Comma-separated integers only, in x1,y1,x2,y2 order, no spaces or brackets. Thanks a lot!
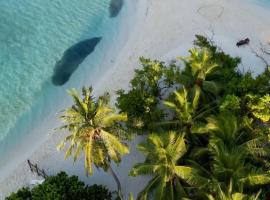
109,0,124,18
52,37,102,86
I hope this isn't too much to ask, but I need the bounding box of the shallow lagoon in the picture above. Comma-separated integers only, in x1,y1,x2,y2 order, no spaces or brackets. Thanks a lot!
0,0,128,167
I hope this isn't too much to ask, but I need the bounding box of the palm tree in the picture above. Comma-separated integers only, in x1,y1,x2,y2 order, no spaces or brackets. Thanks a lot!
163,87,194,128
162,87,213,135
57,87,129,197
207,180,261,200
129,131,208,200
206,112,270,190
180,48,219,109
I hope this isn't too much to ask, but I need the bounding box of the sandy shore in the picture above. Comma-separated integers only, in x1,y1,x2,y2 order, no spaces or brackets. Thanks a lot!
1,0,270,199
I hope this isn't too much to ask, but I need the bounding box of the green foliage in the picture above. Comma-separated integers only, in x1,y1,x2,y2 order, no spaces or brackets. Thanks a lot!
51,34,270,200
194,35,242,91
206,112,270,186
226,72,255,96
179,47,220,109
31,172,86,200
246,94,270,122
219,95,241,112
163,87,194,127
128,193,134,200
6,188,32,200
227,68,270,96
57,87,128,198
6,172,112,200
116,57,180,130
127,35,270,199
206,181,261,200
57,87,129,175
116,88,163,130
130,132,208,200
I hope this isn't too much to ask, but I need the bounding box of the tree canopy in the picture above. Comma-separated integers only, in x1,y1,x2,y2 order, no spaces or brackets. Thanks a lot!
54,35,270,200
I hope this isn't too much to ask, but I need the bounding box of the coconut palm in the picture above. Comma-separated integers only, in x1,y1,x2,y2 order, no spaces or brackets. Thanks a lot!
57,87,129,196
180,48,219,109
163,87,194,128
129,131,208,200
162,87,213,135
206,112,270,189
207,180,261,200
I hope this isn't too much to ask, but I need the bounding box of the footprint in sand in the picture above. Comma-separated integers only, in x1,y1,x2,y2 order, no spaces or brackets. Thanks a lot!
197,4,224,20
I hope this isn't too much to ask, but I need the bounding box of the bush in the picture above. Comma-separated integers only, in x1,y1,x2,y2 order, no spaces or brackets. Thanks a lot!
6,172,112,200
116,57,180,131
6,188,32,200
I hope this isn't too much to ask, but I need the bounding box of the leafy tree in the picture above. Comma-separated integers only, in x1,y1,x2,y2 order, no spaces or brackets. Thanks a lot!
6,172,112,200
246,94,270,123
219,95,241,112
130,132,208,200
116,57,180,130
85,184,112,200
57,87,129,197
226,69,270,96
6,188,32,200
193,35,270,96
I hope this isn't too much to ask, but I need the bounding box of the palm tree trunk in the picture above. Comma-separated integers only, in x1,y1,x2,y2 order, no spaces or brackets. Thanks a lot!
108,164,123,199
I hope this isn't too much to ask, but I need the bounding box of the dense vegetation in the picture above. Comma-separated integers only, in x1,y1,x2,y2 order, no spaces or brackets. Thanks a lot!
57,35,270,199
6,172,112,200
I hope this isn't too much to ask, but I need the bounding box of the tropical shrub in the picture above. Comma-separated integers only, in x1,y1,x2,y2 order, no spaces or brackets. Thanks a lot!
219,94,241,112
116,57,180,130
246,94,270,122
5,172,112,200
6,188,32,200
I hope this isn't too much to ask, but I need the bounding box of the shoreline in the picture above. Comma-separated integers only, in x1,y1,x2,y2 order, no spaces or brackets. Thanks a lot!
0,0,143,198
1,0,270,198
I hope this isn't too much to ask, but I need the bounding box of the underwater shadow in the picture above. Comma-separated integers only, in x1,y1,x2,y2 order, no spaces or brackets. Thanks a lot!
109,0,124,18
52,37,102,86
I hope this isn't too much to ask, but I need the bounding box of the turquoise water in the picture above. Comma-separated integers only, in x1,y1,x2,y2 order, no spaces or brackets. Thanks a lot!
0,0,129,165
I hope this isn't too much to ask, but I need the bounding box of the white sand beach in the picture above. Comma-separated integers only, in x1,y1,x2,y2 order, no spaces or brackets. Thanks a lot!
1,0,270,199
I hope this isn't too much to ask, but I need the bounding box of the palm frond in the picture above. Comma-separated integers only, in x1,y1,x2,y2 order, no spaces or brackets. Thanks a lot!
192,85,201,110
137,176,160,200
84,136,93,175
57,87,129,177
174,166,208,186
153,177,167,200
129,163,160,176
240,173,270,186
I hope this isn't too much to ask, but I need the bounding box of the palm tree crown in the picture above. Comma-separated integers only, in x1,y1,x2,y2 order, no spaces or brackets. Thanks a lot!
57,87,129,175
206,112,270,189
130,131,207,200
180,48,220,109
207,180,261,200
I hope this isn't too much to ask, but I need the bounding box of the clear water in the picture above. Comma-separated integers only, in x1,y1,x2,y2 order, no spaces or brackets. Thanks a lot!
250,0,270,7
0,0,130,168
